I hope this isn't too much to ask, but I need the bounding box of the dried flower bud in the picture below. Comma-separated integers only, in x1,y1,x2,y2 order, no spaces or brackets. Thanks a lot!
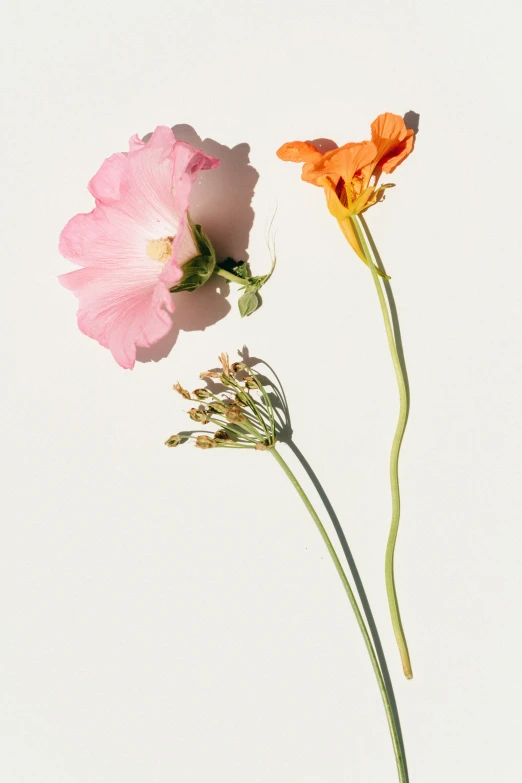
243,375,257,389
164,434,182,448
208,401,228,414
214,430,233,443
195,435,216,449
173,382,191,400
188,407,210,424
218,352,231,376
220,374,235,387
193,388,211,400
200,371,221,379
231,361,247,373
234,394,247,407
226,405,248,424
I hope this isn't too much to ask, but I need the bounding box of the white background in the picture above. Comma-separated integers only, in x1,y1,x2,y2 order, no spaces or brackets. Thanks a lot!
1,0,521,780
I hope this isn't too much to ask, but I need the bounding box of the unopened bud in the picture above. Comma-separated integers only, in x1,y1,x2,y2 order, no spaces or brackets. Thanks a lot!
193,388,211,400
188,407,210,424
234,394,247,407
173,382,191,400
231,361,247,373
221,374,235,387
164,434,182,448
243,375,257,389
214,430,233,443
195,435,216,449
208,401,228,415
226,406,248,425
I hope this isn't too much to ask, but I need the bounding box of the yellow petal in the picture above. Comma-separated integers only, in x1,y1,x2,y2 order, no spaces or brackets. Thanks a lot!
322,179,351,219
337,217,366,262
352,186,377,214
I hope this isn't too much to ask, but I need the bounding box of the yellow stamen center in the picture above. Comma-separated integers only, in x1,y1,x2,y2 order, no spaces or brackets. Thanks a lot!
146,236,174,263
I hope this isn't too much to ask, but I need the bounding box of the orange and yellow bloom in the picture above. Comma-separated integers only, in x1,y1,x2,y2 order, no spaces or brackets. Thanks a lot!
277,112,414,263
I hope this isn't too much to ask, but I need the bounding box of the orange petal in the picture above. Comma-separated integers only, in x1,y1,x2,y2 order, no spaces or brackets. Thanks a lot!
371,113,408,143
313,141,378,191
370,112,414,174
276,141,323,163
380,132,414,173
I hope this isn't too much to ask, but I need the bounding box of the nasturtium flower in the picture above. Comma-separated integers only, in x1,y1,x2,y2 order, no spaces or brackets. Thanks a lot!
59,126,219,369
278,112,417,681
277,112,414,263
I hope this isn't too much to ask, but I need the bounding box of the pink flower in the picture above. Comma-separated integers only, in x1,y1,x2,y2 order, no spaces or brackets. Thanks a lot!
59,126,219,369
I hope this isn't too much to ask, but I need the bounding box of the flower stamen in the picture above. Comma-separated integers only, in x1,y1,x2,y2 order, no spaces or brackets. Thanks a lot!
146,236,174,263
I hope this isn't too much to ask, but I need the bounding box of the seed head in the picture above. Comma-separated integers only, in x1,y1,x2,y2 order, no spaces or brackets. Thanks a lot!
188,408,210,424
195,435,216,449
193,388,211,400
226,406,248,425
214,430,233,443
164,434,182,448
208,401,228,415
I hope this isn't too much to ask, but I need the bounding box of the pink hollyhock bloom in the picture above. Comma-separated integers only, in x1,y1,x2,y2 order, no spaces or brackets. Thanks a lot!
59,126,219,369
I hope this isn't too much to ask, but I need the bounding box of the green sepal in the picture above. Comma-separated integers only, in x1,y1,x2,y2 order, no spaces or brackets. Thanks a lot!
170,219,216,293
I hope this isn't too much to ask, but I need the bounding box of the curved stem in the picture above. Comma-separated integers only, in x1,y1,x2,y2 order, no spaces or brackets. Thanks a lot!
350,216,412,680
270,447,408,783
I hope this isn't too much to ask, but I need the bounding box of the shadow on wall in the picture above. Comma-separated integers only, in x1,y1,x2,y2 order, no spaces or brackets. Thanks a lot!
137,125,259,365
172,124,259,262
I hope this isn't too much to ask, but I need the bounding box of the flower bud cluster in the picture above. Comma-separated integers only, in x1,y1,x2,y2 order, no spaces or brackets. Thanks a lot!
167,352,277,451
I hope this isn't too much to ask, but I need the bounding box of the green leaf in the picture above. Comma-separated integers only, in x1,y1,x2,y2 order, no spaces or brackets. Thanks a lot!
238,291,259,317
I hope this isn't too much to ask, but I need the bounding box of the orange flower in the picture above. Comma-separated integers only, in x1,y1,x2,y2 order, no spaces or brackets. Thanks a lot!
277,113,414,262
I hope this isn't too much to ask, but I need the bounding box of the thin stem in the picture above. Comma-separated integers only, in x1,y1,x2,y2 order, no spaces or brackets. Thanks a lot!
215,267,248,286
207,418,259,442
245,366,276,441
350,215,412,680
270,446,408,783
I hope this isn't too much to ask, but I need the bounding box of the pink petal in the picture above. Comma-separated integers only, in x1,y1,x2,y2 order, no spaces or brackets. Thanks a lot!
88,153,128,204
128,133,146,151
59,267,178,370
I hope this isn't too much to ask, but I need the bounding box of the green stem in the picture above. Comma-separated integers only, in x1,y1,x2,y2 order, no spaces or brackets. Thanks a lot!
350,216,412,680
270,446,408,783
215,267,248,286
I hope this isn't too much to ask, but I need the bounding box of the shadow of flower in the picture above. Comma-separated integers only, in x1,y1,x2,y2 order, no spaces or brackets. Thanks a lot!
310,137,339,153
172,124,259,263
136,276,231,364
403,110,420,136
